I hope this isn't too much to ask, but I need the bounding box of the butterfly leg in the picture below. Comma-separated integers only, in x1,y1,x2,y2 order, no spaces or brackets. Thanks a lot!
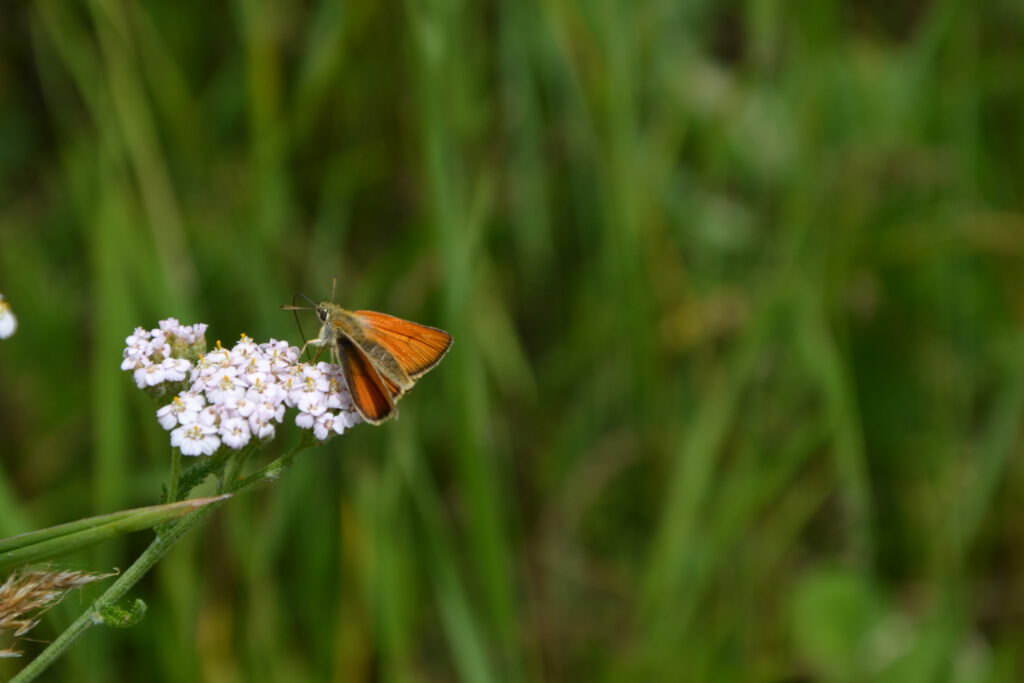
298,337,328,363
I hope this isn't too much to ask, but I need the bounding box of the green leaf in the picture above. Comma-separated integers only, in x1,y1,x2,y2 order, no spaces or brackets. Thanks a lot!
177,449,233,500
0,496,230,573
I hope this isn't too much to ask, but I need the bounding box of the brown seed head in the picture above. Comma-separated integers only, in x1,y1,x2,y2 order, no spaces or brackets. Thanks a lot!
0,568,114,656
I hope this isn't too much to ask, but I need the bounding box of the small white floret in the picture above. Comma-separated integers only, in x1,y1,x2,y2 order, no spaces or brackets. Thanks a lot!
170,423,220,456
313,412,344,440
219,417,252,450
158,318,181,334
142,364,167,387
248,414,276,440
160,357,191,382
156,403,180,430
156,393,203,430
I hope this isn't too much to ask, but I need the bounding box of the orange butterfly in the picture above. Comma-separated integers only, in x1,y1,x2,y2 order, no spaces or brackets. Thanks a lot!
282,286,452,424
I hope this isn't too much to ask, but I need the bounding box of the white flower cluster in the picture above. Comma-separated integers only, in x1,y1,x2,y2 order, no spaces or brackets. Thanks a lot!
121,318,207,389
122,319,361,456
0,293,16,339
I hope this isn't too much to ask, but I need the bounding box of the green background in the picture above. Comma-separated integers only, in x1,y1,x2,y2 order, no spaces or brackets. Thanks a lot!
2,0,1023,680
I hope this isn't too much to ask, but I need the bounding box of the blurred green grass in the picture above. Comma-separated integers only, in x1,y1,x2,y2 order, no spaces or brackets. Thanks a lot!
1,0,1023,680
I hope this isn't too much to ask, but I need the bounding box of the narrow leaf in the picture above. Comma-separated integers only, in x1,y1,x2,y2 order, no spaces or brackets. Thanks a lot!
0,496,229,572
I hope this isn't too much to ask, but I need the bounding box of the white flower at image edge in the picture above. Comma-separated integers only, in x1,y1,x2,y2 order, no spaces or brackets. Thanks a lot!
0,295,16,339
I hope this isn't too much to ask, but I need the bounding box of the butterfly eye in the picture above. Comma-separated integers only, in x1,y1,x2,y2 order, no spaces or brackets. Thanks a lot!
317,306,328,322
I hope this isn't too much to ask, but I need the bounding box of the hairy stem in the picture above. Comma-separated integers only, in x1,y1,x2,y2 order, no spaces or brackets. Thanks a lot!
167,447,182,502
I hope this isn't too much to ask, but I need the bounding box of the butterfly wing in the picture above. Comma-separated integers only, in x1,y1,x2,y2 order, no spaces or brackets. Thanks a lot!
377,370,407,402
352,310,453,380
337,337,398,424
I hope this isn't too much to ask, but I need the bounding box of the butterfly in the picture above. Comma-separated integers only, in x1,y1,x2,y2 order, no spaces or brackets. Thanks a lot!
282,285,452,424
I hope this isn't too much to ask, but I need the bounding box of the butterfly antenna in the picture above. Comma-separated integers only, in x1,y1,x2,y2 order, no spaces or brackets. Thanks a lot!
331,276,337,304
291,293,315,362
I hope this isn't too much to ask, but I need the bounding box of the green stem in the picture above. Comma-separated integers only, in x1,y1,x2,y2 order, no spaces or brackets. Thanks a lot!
229,435,314,492
9,502,221,683
219,443,257,494
11,438,316,683
167,447,182,502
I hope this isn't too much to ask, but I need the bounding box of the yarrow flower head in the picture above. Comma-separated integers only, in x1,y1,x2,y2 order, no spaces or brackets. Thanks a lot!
122,320,361,455
0,293,16,339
